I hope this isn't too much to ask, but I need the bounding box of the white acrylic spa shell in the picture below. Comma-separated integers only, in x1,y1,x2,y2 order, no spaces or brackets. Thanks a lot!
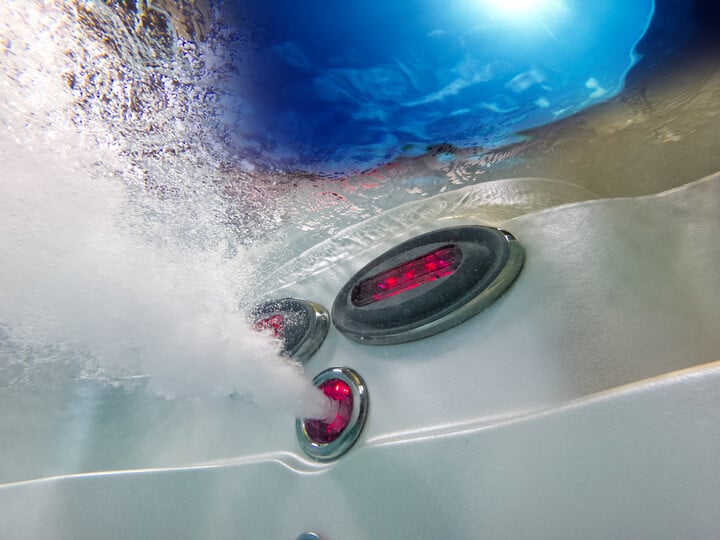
2,176,719,539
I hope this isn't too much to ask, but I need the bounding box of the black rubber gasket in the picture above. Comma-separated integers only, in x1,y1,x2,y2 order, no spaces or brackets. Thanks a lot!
332,226,524,345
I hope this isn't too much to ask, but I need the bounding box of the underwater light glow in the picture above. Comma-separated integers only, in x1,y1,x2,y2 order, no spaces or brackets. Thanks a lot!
303,379,353,444
253,314,285,339
479,0,570,25
229,0,655,173
351,245,463,307
486,0,548,15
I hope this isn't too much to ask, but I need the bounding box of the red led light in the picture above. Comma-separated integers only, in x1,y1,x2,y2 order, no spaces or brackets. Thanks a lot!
304,379,354,444
351,244,462,307
253,314,284,338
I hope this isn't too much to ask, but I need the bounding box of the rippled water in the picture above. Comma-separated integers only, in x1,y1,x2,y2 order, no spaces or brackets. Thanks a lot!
224,0,655,172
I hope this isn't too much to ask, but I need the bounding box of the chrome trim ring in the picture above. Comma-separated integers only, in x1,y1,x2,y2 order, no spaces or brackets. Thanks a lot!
296,534,323,540
296,367,369,462
252,298,329,365
292,300,330,364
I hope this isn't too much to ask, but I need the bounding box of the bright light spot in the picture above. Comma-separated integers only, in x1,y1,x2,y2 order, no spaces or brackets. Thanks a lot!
488,0,545,13
585,77,608,99
484,0,569,21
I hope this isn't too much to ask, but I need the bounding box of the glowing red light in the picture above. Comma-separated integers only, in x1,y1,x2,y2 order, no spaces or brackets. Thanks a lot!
351,244,462,307
304,379,354,444
253,314,284,338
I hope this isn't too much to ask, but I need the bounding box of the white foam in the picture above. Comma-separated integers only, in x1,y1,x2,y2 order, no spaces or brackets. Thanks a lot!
0,1,330,419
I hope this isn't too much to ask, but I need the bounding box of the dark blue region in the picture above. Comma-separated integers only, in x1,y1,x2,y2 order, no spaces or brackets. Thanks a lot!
221,0,655,174
631,0,720,74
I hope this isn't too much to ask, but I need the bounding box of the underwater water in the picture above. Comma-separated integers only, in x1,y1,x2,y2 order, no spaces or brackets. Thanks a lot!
1,0,719,489
228,0,656,173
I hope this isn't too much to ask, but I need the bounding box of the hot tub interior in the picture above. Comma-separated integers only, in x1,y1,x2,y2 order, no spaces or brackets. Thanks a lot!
1,1,719,538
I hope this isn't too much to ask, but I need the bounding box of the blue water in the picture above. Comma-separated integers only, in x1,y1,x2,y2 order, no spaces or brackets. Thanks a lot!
229,0,655,173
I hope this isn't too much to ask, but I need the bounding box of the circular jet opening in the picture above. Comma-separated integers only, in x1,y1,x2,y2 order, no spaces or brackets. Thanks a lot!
251,298,329,364
303,378,354,444
296,367,369,461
